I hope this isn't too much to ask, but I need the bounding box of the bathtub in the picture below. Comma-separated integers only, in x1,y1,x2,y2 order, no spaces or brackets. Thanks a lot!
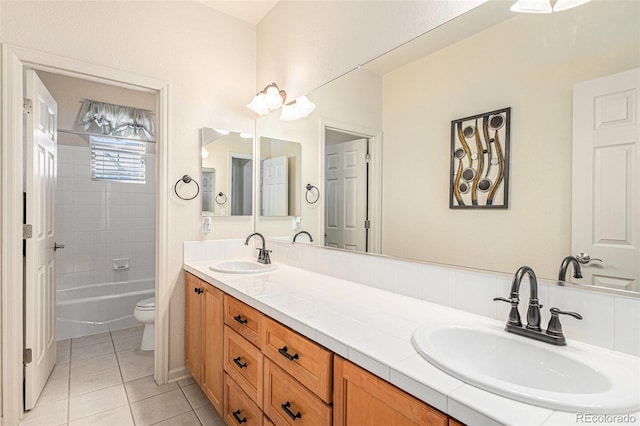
56,278,155,340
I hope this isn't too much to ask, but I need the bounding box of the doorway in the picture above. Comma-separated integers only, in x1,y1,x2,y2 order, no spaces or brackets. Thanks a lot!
2,45,170,425
321,123,382,254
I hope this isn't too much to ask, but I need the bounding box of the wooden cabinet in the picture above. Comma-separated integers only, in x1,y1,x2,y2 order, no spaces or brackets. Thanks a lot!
224,326,264,408
224,373,263,426
333,356,448,426
263,317,333,403
184,272,224,414
185,272,203,384
264,359,332,426
224,295,264,347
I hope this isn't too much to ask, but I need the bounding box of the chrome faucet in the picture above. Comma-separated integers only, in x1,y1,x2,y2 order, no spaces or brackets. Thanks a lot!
494,265,582,345
558,256,583,281
292,231,313,244
245,233,271,264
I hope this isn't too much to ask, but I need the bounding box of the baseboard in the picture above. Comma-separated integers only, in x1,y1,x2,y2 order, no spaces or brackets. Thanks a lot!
167,365,191,383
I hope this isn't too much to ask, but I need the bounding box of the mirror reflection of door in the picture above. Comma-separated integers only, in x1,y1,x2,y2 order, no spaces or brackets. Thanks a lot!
325,130,369,251
262,155,288,216
202,167,216,213
230,154,253,216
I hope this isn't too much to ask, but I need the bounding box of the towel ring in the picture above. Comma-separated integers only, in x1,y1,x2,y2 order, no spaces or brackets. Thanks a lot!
215,192,228,205
174,175,200,200
305,184,320,204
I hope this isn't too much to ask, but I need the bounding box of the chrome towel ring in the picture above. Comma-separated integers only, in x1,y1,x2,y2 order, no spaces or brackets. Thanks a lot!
215,192,228,205
305,184,320,204
174,175,200,200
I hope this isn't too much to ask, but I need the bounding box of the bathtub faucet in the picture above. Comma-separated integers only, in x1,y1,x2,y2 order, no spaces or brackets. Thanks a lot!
245,233,271,264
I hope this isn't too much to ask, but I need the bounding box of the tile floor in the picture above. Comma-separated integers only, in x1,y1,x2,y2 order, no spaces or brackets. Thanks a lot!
20,326,226,426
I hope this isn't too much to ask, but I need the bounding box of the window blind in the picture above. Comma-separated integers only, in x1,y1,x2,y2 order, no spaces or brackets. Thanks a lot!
90,136,146,183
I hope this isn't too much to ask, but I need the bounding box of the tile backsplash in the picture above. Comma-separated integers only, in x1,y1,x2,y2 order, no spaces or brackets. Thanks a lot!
184,238,640,357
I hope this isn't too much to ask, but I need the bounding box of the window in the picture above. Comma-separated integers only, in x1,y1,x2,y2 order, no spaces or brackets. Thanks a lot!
90,136,146,183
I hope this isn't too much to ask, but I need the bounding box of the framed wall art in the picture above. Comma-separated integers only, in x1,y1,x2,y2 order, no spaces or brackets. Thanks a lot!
449,107,511,209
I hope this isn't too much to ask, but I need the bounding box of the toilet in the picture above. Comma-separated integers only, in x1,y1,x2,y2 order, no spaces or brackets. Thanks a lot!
133,297,155,351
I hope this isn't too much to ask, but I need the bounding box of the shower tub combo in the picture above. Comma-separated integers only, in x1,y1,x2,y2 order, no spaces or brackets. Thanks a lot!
56,278,155,340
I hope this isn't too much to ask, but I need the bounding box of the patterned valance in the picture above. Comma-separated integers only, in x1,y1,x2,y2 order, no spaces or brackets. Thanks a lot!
76,99,155,142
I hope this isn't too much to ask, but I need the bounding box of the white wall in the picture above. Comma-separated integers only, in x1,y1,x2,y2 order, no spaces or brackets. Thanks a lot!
1,0,256,379
256,0,485,99
381,1,640,279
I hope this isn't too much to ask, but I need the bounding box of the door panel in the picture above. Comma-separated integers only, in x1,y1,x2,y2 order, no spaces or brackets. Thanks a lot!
25,70,58,409
572,68,640,291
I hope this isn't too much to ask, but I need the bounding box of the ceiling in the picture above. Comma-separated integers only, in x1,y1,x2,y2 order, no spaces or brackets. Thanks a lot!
196,0,280,25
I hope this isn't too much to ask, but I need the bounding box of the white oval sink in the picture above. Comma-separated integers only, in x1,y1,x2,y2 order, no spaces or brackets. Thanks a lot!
412,322,640,413
209,260,278,274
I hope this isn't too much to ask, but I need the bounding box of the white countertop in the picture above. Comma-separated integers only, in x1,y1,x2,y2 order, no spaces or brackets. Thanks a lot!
184,260,640,426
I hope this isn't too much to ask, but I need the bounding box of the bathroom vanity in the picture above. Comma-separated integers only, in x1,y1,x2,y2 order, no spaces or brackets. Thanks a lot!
185,270,452,425
184,240,640,425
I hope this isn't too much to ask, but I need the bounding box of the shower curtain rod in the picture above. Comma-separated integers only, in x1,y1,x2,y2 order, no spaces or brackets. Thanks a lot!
77,98,156,114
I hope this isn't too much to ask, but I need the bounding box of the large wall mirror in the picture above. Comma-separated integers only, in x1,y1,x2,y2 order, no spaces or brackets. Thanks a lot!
201,127,254,216
254,0,640,292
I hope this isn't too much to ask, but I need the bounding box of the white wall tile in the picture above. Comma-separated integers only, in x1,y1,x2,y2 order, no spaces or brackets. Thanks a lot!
393,260,422,299
421,265,456,308
614,296,640,356
369,258,396,292
548,286,614,349
455,271,497,318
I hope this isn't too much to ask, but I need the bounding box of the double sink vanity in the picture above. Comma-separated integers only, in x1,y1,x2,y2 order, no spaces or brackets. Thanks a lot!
184,238,640,426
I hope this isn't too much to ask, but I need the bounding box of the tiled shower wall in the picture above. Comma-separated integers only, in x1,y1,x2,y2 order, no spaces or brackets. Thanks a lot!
55,145,156,290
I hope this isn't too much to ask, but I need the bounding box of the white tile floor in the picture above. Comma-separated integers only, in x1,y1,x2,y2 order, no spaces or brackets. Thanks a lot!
20,326,225,426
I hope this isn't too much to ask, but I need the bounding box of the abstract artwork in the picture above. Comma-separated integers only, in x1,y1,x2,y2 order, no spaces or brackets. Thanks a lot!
449,107,511,209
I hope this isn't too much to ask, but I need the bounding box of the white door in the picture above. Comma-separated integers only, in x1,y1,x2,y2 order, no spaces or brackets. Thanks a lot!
325,139,367,251
572,68,640,291
24,70,58,409
262,155,288,216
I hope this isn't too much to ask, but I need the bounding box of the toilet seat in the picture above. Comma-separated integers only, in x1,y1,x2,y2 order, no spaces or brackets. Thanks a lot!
136,297,155,311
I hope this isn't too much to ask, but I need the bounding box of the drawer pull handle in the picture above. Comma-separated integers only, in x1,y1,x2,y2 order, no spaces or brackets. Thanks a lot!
233,356,247,369
232,409,247,424
278,346,299,361
281,401,302,421
233,314,248,324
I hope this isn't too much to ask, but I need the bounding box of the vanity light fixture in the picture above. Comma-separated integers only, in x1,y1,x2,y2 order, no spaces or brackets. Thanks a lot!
239,133,253,139
510,0,591,13
201,147,209,158
213,128,230,135
280,95,316,121
246,82,287,115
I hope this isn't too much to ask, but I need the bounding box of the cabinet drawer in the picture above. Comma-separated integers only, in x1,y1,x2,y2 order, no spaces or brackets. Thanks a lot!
264,359,332,426
224,326,264,408
263,317,333,403
224,295,264,348
224,373,263,426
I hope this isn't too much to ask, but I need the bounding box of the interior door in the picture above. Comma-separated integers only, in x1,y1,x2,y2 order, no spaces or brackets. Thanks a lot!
572,68,640,291
325,139,367,251
262,155,288,216
24,70,58,409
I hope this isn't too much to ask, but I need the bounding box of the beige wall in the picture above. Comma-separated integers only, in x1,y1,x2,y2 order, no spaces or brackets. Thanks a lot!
256,0,484,100
381,1,640,279
1,0,256,379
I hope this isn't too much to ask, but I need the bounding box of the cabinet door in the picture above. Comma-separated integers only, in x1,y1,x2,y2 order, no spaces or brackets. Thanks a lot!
185,272,202,384
334,356,447,426
201,284,224,415
224,373,263,426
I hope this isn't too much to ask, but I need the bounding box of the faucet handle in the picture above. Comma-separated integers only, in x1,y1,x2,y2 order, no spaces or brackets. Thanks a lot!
546,307,583,338
493,297,522,327
493,297,516,303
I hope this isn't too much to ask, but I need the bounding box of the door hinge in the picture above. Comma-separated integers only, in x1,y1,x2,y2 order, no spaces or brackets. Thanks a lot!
23,224,33,239
365,153,371,163
23,98,33,115
364,220,371,229
24,348,33,365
